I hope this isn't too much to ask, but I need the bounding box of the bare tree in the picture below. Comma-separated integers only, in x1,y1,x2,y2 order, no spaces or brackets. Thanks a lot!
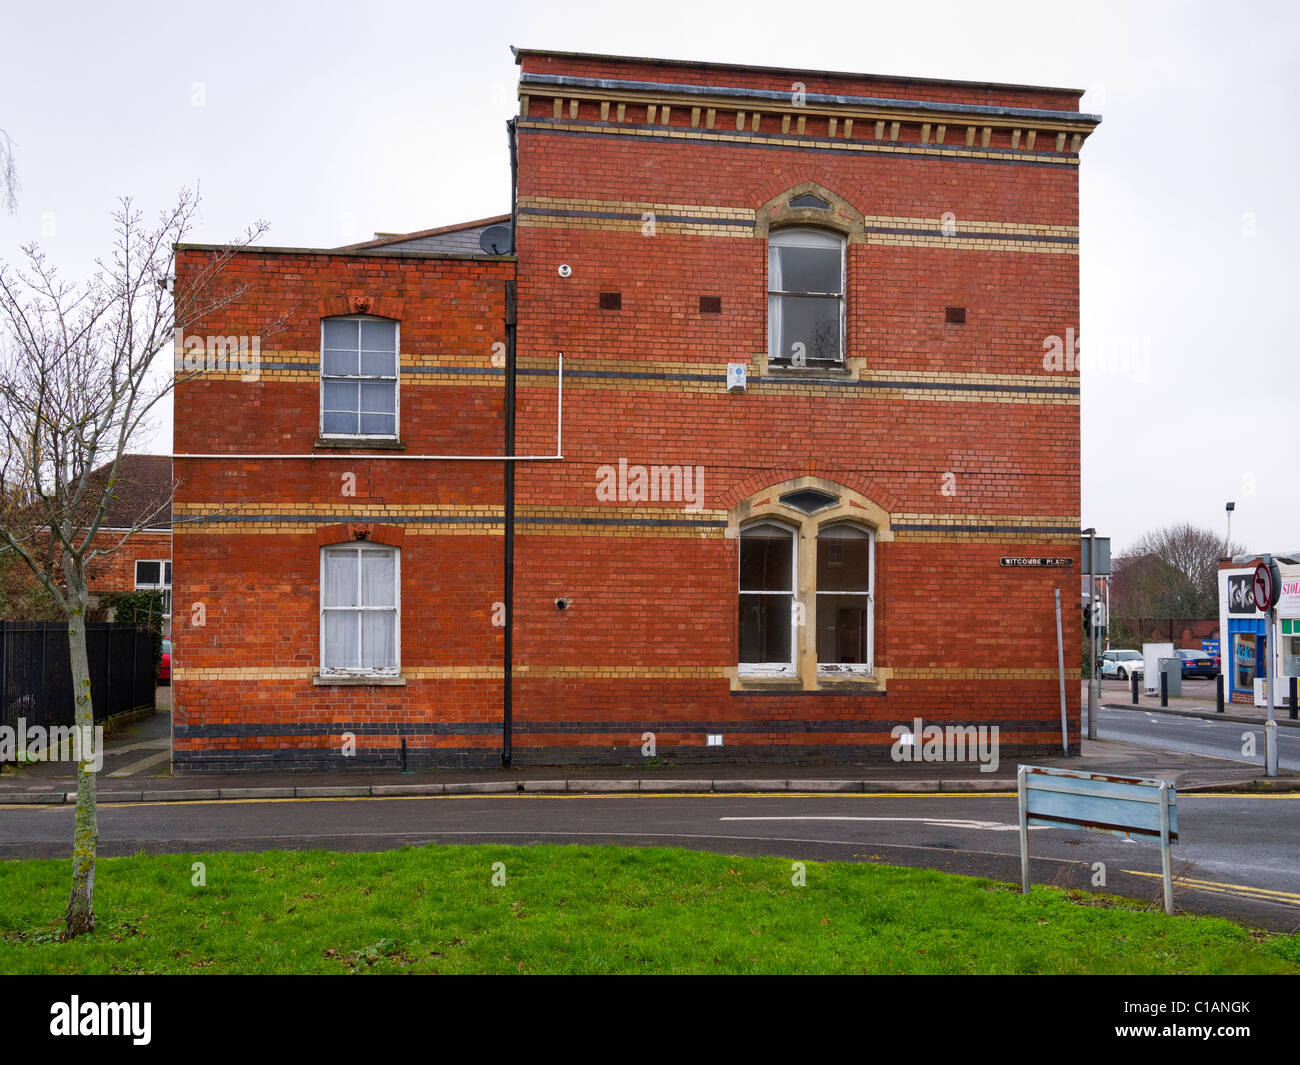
1112,523,1245,623
0,190,266,936
0,129,18,213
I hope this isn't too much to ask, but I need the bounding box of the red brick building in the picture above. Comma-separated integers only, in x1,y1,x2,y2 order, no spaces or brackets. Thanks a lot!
171,49,1099,772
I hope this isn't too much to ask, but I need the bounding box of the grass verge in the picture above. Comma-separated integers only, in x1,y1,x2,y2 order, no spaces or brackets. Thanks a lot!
2,845,1297,974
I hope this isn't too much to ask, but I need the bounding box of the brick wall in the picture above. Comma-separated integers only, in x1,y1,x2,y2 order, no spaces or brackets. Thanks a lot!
171,250,511,771
171,50,1095,771
507,51,1088,765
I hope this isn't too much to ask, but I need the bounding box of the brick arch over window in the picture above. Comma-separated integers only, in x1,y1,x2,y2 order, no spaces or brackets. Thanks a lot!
313,523,406,548
317,294,405,320
720,470,898,517
753,181,866,244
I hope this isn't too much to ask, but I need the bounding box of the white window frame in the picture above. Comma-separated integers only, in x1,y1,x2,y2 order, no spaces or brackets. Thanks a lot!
814,522,874,676
319,543,401,677
320,315,400,440
738,520,798,677
134,558,172,620
767,227,846,367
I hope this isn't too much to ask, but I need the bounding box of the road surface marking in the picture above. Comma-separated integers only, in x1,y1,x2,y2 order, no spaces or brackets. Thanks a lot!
720,816,1042,832
106,750,172,778
1124,869,1300,907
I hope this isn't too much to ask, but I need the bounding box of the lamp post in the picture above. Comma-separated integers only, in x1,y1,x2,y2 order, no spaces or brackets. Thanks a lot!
1225,501,1235,558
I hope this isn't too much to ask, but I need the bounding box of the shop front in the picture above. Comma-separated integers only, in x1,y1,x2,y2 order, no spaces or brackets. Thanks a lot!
1218,556,1300,706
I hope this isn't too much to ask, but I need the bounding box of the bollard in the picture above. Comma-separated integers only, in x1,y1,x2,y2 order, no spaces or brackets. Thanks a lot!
1160,670,1168,708
1131,672,1140,704
1216,673,1225,713
1291,676,1298,722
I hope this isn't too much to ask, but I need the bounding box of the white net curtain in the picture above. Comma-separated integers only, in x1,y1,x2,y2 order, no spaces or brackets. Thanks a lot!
321,545,398,671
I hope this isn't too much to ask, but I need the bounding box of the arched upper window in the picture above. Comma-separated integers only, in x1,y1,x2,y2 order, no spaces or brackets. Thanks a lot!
321,316,399,438
768,227,845,367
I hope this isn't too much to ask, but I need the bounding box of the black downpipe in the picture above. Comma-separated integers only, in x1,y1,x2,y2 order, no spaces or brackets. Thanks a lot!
503,117,519,767
503,280,516,766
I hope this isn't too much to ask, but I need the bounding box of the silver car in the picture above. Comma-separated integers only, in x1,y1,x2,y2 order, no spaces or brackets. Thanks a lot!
1101,649,1144,681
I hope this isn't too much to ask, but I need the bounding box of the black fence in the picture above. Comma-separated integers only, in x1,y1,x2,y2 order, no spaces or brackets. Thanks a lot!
0,621,156,731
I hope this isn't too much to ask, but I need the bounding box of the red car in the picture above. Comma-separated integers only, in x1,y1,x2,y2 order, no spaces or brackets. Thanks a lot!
160,638,171,685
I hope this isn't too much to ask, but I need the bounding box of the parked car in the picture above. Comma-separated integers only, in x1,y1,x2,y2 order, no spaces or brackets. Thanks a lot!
1177,648,1218,679
1100,649,1144,681
160,638,171,685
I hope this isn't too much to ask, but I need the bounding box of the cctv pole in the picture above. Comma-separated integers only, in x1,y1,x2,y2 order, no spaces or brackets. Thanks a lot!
1088,529,1098,741
1055,588,1068,755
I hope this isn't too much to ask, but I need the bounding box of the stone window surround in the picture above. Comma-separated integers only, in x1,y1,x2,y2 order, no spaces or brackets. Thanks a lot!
728,474,893,693
756,181,871,381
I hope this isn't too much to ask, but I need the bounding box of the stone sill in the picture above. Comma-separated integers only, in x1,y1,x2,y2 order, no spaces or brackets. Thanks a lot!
314,437,406,450
763,364,854,379
313,674,407,687
732,670,885,694
814,675,885,693
733,675,802,691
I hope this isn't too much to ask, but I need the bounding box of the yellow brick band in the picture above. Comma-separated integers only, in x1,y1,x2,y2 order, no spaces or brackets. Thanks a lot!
174,664,1064,682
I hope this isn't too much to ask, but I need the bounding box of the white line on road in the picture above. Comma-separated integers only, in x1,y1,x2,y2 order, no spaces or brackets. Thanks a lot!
719,816,1044,832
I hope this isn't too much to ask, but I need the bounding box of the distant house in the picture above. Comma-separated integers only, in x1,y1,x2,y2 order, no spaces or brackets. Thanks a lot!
0,452,172,632
83,454,173,634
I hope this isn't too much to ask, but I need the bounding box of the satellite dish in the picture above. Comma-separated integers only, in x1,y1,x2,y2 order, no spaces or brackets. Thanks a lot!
479,224,512,255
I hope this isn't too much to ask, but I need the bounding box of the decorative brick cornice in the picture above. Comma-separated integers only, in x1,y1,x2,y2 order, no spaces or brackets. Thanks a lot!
518,72,1099,158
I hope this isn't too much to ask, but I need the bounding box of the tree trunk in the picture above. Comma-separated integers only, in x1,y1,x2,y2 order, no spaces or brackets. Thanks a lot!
63,565,97,938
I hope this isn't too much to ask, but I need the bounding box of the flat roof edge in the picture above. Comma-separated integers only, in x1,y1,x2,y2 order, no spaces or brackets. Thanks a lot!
174,243,515,263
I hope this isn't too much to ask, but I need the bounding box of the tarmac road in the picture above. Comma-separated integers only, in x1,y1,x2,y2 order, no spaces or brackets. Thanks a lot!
1091,703,1300,771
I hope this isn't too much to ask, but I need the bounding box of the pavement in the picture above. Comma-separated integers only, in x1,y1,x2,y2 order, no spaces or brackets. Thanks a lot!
3,692,1298,804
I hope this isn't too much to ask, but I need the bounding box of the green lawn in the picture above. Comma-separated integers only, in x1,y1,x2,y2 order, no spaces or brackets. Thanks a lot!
1,845,1296,974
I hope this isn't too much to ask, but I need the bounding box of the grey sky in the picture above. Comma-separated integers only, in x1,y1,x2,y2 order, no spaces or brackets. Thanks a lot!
2,0,1295,555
